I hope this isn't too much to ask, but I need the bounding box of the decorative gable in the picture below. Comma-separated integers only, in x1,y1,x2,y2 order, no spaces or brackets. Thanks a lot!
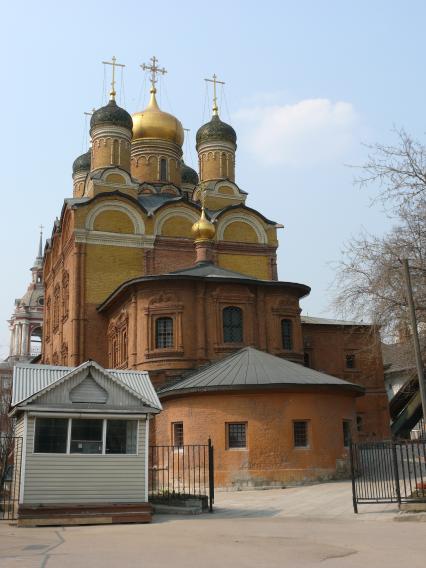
69,374,109,404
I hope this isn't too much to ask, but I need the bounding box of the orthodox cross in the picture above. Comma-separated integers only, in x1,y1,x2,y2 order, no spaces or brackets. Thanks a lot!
102,56,125,100
205,74,225,115
84,108,96,117
141,56,167,92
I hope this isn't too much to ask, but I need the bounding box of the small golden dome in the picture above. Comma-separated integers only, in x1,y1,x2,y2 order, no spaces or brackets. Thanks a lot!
191,208,216,242
132,89,184,146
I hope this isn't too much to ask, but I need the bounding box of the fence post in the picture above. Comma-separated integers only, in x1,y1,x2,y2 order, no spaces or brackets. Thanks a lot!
208,438,214,513
349,438,358,514
391,441,402,508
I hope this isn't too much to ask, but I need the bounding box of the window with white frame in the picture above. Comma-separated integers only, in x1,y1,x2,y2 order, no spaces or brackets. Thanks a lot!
34,417,137,454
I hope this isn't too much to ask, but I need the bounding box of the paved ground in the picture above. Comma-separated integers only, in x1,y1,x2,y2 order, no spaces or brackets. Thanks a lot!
1,481,425,568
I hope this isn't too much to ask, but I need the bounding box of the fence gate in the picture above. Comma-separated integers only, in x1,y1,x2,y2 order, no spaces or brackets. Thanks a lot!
1,437,23,521
148,439,214,512
350,439,426,513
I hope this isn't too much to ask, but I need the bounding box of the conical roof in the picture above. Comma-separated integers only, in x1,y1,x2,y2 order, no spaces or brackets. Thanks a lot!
159,347,364,398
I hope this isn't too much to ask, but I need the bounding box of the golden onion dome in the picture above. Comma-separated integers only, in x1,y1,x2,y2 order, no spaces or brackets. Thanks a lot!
191,208,216,243
132,88,184,146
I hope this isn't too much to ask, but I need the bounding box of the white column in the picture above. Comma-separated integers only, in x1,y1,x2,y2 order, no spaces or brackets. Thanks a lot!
21,322,29,356
14,324,21,355
9,327,15,356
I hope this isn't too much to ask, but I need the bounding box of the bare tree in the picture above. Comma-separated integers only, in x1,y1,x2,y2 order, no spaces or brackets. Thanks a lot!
334,128,426,357
356,128,426,212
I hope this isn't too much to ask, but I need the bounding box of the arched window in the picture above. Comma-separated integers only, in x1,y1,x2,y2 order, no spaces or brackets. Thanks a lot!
281,319,293,350
160,158,168,181
156,317,173,348
223,307,243,343
221,152,227,177
112,139,119,165
30,326,42,356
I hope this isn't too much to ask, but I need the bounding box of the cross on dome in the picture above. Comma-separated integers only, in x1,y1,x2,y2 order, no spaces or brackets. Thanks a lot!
102,56,126,101
141,56,167,93
205,74,225,115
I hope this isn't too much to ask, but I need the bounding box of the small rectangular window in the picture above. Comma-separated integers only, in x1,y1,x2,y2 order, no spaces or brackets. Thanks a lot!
106,420,137,454
293,421,309,448
34,418,68,453
281,319,293,350
70,419,103,454
172,422,184,448
346,353,355,369
227,423,247,449
303,352,310,367
356,415,363,433
343,420,351,447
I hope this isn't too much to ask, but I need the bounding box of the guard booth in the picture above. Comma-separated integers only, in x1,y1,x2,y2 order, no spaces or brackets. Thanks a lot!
9,361,161,526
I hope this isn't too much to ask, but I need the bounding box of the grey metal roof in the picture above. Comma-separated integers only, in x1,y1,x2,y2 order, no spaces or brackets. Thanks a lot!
168,261,260,280
158,347,363,397
12,361,161,411
137,194,183,214
301,316,368,326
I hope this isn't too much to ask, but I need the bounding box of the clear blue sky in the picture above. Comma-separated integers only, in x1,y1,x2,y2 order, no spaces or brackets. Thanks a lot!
1,0,424,357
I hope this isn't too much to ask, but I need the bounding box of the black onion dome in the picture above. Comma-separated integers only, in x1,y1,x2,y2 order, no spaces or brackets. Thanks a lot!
90,99,133,132
72,149,91,174
180,161,199,185
196,114,237,148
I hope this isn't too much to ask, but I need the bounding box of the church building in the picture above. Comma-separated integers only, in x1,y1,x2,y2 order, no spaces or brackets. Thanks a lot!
37,56,390,486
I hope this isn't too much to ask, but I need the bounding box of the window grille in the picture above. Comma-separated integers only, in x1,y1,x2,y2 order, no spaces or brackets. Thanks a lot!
172,422,184,447
281,319,293,350
223,307,243,343
227,423,247,449
343,420,351,447
293,421,308,447
156,317,174,348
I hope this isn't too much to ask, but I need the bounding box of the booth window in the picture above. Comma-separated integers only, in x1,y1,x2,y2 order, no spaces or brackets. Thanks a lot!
281,319,293,350
70,419,103,454
156,317,174,348
227,422,247,449
223,307,243,343
293,421,309,448
34,417,137,454
34,418,68,453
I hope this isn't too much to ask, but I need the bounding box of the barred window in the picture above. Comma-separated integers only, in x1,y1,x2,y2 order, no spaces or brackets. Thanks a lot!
156,317,173,348
343,420,351,447
227,423,247,449
293,421,309,448
346,353,356,369
281,319,293,350
223,307,243,343
172,422,184,448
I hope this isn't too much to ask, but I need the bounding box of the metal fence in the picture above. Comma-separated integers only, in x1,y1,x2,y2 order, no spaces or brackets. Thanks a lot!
350,439,426,513
148,440,214,512
0,437,23,520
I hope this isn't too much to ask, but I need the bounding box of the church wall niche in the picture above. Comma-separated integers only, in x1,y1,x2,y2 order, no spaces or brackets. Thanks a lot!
222,221,259,244
93,210,135,234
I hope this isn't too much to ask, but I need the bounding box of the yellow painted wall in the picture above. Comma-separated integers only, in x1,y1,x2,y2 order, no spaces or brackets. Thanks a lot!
161,217,193,238
85,244,143,303
93,210,135,234
217,253,270,280
223,221,258,243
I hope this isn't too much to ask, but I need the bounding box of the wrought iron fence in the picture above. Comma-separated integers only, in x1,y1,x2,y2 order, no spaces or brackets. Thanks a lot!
0,436,22,520
350,439,426,513
148,440,214,512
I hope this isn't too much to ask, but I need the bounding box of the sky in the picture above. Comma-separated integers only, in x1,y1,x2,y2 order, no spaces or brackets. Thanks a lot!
0,0,425,358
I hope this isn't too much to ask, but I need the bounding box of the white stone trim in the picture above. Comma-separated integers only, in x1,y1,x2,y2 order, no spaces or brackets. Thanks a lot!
85,202,145,234
216,214,267,244
153,207,199,236
74,229,155,249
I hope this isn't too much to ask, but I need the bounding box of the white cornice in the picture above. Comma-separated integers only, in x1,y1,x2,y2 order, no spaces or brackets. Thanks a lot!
74,229,155,249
